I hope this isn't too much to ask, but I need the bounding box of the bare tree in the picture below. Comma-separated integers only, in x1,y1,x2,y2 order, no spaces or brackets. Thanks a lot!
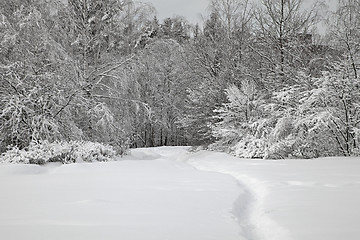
327,0,360,78
209,0,253,38
254,0,320,84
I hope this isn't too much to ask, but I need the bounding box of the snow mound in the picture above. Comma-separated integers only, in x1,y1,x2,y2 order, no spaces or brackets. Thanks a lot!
122,146,190,161
122,148,163,160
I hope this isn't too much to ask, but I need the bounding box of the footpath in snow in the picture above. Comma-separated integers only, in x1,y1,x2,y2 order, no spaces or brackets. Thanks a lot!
1,146,360,240
186,150,360,240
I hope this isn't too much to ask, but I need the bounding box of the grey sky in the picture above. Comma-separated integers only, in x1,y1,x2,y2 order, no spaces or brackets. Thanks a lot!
145,0,210,24
145,0,338,25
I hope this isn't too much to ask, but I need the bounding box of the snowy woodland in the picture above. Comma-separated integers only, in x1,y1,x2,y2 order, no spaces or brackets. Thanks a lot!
1,0,360,162
3,1,360,239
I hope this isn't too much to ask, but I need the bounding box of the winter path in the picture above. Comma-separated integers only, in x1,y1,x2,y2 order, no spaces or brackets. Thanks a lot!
1,147,360,240
185,151,291,240
186,151,360,240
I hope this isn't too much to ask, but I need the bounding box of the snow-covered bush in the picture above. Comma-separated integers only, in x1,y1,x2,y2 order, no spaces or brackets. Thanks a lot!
211,67,358,159
0,141,117,164
295,62,360,157
210,82,268,156
232,136,267,158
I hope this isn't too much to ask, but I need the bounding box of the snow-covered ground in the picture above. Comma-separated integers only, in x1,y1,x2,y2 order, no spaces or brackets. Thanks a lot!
0,147,242,240
187,151,360,240
1,146,360,240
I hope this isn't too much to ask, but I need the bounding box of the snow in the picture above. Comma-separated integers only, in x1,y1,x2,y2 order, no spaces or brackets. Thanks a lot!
1,146,360,240
187,151,360,240
0,147,242,240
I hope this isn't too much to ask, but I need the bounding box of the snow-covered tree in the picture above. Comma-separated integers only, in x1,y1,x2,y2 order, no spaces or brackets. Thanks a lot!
297,60,360,156
254,0,321,86
121,39,189,147
182,0,254,145
0,0,142,153
327,0,360,79
210,82,270,158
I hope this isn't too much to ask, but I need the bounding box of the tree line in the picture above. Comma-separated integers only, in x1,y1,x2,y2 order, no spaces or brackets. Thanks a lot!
1,0,360,159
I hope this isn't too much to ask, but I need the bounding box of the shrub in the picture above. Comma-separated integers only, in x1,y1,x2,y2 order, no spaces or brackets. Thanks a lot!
0,141,117,164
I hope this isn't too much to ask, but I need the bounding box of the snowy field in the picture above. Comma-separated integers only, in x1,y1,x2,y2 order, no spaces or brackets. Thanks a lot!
1,147,360,240
187,151,360,240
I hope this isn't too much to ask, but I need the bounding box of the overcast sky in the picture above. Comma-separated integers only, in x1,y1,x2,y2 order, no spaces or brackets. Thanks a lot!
144,0,209,24
145,0,338,25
